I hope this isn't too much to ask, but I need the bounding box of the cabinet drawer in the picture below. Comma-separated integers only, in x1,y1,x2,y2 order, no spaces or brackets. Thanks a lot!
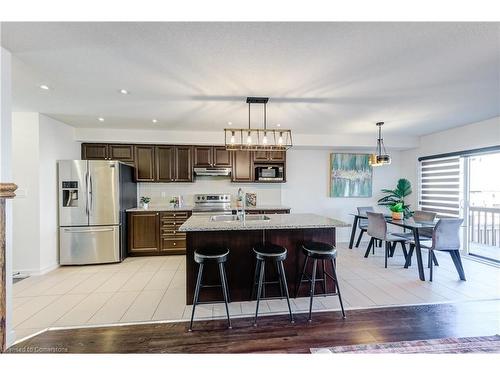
161,212,189,220
161,228,184,236
161,238,186,251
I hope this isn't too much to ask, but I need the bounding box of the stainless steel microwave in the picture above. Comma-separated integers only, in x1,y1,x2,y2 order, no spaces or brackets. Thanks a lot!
255,164,284,181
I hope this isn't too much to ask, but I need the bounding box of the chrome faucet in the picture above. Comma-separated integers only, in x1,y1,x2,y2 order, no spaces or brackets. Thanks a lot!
236,189,246,222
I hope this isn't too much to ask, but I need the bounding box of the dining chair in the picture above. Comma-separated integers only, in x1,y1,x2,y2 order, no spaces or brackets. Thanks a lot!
355,206,375,247
406,218,466,281
395,210,439,267
365,212,408,268
413,210,437,239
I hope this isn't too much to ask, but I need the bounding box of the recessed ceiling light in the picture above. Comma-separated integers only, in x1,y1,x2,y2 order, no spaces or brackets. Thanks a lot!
227,121,233,126
98,117,105,122
39,84,50,90
276,123,281,127
119,89,129,95
152,119,158,123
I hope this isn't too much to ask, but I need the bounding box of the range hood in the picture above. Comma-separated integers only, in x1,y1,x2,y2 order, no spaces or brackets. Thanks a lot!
194,167,232,176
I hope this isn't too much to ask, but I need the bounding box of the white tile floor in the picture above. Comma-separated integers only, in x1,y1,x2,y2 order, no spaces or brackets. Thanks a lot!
12,242,500,342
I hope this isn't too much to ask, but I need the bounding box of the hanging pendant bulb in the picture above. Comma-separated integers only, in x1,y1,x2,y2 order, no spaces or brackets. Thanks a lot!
246,131,252,145
230,131,235,144
262,132,268,145
278,132,283,145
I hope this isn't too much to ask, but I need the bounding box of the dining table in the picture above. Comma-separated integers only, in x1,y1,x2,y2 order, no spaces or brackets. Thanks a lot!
348,213,439,281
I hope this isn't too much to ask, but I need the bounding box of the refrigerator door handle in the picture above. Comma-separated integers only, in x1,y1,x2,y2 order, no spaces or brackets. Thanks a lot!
89,173,93,215
85,171,89,216
63,228,115,233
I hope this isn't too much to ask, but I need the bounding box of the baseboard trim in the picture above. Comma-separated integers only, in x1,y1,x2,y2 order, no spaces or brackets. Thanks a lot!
13,263,59,277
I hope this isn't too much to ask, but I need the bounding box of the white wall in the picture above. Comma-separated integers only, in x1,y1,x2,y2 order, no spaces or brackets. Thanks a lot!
139,178,281,207
11,113,79,275
12,113,40,274
400,116,500,208
38,115,79,271
1,45,16,347
282,148,404,242
74,127,419,149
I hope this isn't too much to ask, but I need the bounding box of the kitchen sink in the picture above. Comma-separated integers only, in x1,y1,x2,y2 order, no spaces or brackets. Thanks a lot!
210,214,270,222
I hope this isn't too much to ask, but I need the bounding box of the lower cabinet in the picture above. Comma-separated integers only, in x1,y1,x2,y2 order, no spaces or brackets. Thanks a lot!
128,212,160,253
128,211,191,256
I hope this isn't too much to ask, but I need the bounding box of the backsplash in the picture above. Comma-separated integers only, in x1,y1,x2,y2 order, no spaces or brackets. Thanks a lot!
137,176,282,207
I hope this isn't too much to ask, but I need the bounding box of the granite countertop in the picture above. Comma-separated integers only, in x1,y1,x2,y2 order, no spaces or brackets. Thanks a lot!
179,213,350,232
126,205,290,212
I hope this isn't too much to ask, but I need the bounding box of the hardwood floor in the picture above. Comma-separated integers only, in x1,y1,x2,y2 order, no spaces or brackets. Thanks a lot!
8,300,500,353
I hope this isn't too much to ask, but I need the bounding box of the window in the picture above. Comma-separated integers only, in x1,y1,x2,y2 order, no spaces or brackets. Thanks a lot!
419,156,461,218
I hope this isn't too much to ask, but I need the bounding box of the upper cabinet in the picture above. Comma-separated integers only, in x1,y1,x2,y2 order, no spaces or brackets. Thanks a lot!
174,146,193,182
108,144,135,162
253,150,286,162
81,143,135,162
232,150,253,182
82,143,285,183
194,146,232,168
155,146,175,182
135,145,193,183
81,143,108,159
135,145,156,181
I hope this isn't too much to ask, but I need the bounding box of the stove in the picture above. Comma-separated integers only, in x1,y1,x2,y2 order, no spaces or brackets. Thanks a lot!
192,194,232,215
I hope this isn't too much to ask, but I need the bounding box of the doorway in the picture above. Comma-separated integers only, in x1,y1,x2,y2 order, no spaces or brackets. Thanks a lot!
464,152,500,263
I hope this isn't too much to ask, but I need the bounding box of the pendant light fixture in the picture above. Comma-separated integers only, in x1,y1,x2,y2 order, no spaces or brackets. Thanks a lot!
225,97,293,151
369,122,391,167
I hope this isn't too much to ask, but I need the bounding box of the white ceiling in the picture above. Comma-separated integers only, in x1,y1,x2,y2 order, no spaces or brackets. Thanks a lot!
1,22,499,136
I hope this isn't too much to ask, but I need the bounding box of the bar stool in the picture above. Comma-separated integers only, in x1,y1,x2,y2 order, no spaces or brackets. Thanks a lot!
252,242,294,326
295,241,346,322
189,248,231,331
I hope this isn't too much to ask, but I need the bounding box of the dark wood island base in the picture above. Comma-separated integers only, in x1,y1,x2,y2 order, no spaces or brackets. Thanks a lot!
186,228,336,304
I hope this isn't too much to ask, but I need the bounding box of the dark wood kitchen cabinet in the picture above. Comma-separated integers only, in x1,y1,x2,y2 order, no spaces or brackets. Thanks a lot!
128,211,191,256
128,212,160,254
160,211,190,254
194,146,232,168
135,145,192,182
82,143,108,160
253,150,286,162
155,146,175,182
193,146,212,167
82,143,134,162
231,150,253,182
134,145,156,181
174,146,193,182
108,144,134,162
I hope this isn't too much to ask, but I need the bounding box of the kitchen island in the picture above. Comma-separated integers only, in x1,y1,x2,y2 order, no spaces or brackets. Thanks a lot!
179,214,349,304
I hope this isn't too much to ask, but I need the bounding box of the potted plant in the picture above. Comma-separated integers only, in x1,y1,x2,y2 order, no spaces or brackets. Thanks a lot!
389,202,404,220
378,178,412,218
140,196,151,210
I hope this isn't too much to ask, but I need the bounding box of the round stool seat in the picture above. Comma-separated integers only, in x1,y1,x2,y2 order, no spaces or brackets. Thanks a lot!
302,242,337,259
253,242,287,262
194,248,229,264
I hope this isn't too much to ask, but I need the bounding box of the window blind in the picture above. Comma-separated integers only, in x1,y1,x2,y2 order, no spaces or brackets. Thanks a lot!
419,156,461,217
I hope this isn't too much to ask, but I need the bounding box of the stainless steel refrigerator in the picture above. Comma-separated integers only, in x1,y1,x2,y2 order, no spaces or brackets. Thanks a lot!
58,160,137,265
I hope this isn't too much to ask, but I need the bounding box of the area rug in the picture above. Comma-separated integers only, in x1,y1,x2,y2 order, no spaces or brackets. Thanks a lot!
310,335,500,353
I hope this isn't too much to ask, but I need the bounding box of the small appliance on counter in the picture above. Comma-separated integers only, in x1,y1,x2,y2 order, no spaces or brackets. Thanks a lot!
58,160,137,265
